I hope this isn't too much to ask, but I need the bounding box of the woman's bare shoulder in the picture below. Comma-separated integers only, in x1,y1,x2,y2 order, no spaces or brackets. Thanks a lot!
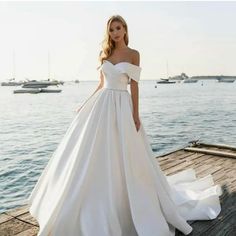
127,47,139,55
128,48,140,66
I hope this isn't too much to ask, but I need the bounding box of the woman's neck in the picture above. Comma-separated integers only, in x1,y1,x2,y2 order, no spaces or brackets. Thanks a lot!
115,41,128,50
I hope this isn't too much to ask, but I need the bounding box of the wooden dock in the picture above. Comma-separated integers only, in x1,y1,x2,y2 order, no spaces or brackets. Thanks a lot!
0,142,235,236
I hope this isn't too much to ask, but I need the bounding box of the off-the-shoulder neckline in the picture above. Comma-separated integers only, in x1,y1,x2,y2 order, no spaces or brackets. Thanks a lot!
103,60,141,69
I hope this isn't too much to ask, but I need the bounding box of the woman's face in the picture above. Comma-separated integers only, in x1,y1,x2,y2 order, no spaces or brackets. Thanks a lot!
108,20,126,42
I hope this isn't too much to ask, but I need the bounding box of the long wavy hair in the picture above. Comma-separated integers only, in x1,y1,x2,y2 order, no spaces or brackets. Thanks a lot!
98,15,129,67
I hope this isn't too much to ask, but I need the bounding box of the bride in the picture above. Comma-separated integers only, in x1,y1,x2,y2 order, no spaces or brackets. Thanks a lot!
28,15,222,236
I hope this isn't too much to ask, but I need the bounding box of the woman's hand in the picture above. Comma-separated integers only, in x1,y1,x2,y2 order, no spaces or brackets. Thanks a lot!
133,113,141,132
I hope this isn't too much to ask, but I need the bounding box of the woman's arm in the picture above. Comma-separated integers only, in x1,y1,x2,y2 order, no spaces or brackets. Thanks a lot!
76,69,104,112
130,50,141,131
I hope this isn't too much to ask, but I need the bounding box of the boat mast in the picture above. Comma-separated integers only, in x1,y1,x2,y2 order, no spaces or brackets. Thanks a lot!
166,60,169,79
12,49,16,80
48,51,51,81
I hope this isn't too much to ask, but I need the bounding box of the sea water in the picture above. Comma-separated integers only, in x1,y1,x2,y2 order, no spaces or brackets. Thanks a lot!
0,80,235,213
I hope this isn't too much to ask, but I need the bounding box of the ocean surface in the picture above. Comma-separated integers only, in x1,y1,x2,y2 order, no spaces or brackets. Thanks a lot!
0,80,236,213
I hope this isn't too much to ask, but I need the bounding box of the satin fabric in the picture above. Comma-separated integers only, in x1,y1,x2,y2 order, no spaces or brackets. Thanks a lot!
28,60,222,236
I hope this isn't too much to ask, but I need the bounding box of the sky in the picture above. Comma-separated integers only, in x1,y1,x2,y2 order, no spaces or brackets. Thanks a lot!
0,1,236,81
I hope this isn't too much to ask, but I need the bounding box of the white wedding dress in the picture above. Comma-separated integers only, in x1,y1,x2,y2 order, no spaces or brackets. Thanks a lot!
27,60,222,236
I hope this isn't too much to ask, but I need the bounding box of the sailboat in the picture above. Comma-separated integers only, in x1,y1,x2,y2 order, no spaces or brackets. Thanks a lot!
156,60,175,84
1,50,24,86
14,51,62,94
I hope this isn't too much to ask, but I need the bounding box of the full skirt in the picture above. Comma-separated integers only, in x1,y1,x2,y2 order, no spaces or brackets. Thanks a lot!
28,88,222,236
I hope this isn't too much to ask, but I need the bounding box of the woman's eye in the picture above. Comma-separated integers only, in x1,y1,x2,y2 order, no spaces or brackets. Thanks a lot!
109,26,121,32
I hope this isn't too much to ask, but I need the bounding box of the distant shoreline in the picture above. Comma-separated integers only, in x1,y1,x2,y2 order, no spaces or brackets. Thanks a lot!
1,76,236,83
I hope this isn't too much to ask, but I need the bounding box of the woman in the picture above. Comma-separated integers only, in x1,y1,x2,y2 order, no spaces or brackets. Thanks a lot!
28,15,222,236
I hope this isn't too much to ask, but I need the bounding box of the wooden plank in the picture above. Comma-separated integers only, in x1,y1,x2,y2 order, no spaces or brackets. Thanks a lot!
17,212,38,227
162,161,195,176
213,172,226,182
0,218,33,236
198,142,236,151
196,165,222,177
192,164,212,174
197,156,223,165
186,153,206,161
157,149,186,158
215,177,229,186
158,152,197,166
184,147,236,159
5,205,29,218
0,214,13,225
185,154,212,166
15,226,38,236
160,159,186,171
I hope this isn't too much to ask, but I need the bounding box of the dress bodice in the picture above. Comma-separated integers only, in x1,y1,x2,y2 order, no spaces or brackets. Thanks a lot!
98,60,142,91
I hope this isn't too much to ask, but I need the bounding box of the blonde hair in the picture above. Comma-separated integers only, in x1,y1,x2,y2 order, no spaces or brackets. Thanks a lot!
98,15,129,67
